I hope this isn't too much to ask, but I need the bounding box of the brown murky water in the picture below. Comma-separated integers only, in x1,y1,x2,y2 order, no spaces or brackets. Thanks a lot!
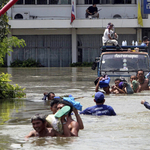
0,67,150,150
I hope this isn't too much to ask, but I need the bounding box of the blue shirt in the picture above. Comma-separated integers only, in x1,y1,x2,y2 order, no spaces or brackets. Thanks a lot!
80,104,116,116
141,42,147,46
144,101,150,110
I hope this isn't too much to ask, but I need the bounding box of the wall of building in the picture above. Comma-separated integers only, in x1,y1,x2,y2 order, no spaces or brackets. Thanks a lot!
9,28,136,67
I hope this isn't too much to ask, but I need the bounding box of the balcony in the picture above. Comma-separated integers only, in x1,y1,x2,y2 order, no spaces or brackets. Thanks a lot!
8,2,150,29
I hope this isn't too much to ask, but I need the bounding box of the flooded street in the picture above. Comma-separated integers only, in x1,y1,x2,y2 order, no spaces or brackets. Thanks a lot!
0,67,150,150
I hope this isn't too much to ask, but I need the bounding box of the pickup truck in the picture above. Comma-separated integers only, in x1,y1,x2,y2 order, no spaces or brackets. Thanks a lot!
92,46,150,77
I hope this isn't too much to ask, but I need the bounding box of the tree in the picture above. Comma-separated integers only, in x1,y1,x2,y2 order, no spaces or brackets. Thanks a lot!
0,0,26,64
0,0,26,98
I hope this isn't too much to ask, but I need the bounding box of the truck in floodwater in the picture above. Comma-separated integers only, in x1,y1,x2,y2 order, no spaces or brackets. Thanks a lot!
92,46,150,77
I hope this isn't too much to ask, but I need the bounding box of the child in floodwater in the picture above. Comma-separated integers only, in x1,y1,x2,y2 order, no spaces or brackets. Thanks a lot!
130,75,139,93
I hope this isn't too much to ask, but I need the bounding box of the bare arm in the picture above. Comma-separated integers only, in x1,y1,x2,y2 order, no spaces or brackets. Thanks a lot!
111,85,126,94
73,109,84,130
116,86,126,94
25,131,36,138
86,8,92,15
70,121,79,137
95,77,103,92
108,34,112,40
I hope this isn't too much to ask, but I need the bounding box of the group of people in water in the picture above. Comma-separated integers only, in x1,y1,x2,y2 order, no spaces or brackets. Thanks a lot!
96,70,150,94
25,69,150,138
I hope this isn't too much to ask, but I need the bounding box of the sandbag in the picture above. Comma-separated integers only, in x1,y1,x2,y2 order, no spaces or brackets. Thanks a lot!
99,77,110,88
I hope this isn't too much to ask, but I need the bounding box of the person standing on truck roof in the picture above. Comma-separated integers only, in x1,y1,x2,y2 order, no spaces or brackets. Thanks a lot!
141,36,149,47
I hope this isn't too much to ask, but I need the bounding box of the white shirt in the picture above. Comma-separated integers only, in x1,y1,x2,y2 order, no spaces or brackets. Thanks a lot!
103,28,114,43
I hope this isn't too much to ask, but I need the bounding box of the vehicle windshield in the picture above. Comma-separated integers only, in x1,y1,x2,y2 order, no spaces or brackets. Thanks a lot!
101,53,149,72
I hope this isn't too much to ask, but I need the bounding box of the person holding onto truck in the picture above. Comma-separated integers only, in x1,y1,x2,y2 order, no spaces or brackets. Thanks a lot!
130,75,139,93
95,75,111,94
110,78,126,94
136,70,150,92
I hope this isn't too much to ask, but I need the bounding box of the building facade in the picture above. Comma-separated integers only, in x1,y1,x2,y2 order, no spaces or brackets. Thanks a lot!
7,0,150,67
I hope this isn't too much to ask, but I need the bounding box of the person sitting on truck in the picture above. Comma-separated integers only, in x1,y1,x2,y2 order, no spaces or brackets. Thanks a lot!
141,36,149,47
136,70,150,92
102,23,121,49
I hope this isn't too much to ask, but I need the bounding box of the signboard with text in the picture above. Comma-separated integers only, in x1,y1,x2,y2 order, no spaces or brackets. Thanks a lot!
144,0,150,14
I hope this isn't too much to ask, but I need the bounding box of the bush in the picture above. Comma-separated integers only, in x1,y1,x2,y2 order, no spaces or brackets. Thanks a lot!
0,73,26,99
10,59,23,67
10,58,43,67
70,62,93,67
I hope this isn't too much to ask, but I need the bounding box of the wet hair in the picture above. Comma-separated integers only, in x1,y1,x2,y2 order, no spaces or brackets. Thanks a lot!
48,92,55,98
50,98,62,107
136,69,144,76
31,114,46,123
143,36,148,41
57,100,73,116
130,75,137,79
115,78,121,82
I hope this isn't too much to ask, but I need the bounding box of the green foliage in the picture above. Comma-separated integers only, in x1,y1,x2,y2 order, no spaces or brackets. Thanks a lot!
0,73,26,99
10,59,23,67
0,0,10,41
0,36,26,65
22,58,41,67
70,62,93,67
0,0,26,65
10,58,42,67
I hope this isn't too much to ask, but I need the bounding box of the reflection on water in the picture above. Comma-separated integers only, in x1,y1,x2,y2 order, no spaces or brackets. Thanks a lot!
0,99,25,125
0,67,150,150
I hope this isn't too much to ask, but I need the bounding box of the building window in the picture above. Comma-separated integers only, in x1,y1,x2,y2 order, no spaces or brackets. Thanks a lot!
83,0,135,4
114,0,132,4
16,0,23,4
25,0,35,4
84,0,99,4
49,0,59,4
37,0,47,4
49,0,71,4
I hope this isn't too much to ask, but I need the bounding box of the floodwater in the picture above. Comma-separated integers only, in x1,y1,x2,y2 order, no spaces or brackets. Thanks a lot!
0,67,150,150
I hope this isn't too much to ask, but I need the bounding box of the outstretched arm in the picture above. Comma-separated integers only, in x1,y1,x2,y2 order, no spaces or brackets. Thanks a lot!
25,131,35,138
95,77,103,92
141,100,150,110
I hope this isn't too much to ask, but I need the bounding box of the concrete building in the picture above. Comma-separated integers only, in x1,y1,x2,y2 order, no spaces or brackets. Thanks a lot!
6,0,150,67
